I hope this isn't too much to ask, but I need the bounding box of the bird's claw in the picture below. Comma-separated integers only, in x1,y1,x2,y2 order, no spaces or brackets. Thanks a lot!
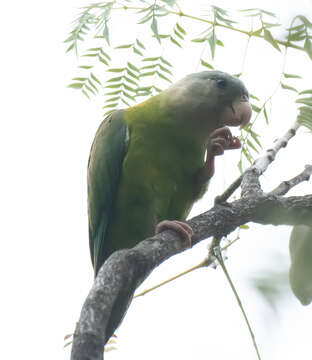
155,220,193,248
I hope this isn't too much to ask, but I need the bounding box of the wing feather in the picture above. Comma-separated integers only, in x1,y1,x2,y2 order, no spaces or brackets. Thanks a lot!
87,110,127,274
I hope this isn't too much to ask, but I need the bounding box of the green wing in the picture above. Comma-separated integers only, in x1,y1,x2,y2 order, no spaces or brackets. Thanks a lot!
87,110,127,275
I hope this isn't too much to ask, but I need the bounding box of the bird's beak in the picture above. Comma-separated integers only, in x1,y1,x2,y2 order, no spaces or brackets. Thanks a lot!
219,95,252,129
238,94,252,129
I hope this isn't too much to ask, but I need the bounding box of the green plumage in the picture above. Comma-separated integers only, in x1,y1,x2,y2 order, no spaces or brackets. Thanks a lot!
88,71,250,275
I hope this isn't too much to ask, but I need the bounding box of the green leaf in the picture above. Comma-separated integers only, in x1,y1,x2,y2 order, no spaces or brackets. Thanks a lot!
200,59,214,69
84,84,96,95
104,109,115,116
140,71,156,77
138,14,153,25
239,224,250,230
287,30,306,42
86,47,102,52
107,68,125,73
82,89,90,99
160,57,172,67
297,15,312,29
127,62,140,73
237,160,243,174
176,23,186,35
105,84,122,89
124,76,138,86
191,37,206,43
281,83,298,92
304,39,312,60
151,17,160,42
123,84,136,92
170,36,182,47
262,22,281,28
296,97,312,106
66,43,75,53
100,49,111,60
64,35,74,43
153,86,163,93
143,57,160,62
263,105,269,124
136,86,152,92
299,89,312,95
99,56,109,66
123,91,136,101
252,28,263,36
286,24,305,32
158,34,170,39
115,43,133,49
136,39,146,49
126,69,139,80
91,73,101,85
249,130,262,148
249,93,260,101
174,29,184,40
208,31,217,59
157,71,171,83
87,79,98,92
242,146,253,164
103,22,110,45
141,64,158,70
79,65,93,69
283,73,302,79
247,139,259,153
215,13,236,26
159,64,172,75
251,104,261,112
133,47,144,56
105,96,120,103
103,102,118,108
68,83,84,89
260,9,277,18
263,29,281,52
104,90,122,95
160,0,176,6
137,5,152,14
121,98,131,107
107,76,122,83
212,5,228,15
72,77,88,81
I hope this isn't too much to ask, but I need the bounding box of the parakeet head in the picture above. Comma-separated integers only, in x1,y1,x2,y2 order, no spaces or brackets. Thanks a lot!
164,70,252,134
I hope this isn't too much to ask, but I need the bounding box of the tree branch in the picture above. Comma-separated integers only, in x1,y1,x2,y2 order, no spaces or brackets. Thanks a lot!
71,191,312,360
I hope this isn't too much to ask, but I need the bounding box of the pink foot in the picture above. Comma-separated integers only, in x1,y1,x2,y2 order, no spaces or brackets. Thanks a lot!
155,220,193,248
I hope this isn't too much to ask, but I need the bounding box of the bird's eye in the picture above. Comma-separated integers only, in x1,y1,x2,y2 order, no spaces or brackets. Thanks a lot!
216,79,227,88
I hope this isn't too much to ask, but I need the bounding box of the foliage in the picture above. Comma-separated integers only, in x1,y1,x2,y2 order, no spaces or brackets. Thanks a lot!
66,2,312,172
66,2,312,168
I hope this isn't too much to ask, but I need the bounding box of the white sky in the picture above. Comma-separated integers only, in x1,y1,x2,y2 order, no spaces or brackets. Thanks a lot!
1,1,312,359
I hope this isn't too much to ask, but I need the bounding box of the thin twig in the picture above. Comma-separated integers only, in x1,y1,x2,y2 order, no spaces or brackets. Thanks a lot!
214,245,262,360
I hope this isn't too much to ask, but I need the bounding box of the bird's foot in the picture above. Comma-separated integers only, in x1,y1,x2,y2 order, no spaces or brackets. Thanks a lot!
155,220,193,248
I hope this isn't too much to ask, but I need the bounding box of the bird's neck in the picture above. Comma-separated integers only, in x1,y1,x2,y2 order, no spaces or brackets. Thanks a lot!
125,94,217,147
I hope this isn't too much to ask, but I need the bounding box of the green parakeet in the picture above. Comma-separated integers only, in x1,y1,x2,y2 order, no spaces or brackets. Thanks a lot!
88,71,252,276
289,225,312,305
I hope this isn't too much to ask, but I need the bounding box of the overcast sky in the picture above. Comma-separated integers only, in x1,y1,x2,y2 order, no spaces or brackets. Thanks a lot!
1,1,312,359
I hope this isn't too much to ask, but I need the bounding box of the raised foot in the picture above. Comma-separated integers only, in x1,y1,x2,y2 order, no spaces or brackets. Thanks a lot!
155,220,193,248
